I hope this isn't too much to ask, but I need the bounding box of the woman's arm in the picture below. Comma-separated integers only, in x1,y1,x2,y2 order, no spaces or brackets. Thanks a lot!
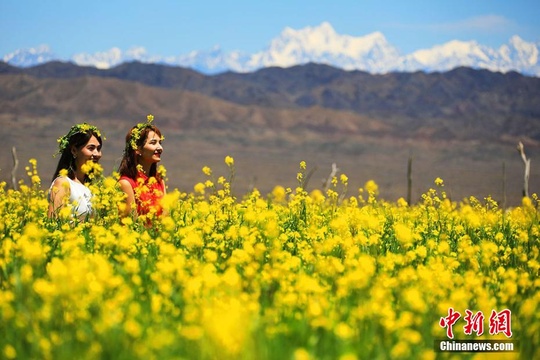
48,177,70,218
118,178,136,217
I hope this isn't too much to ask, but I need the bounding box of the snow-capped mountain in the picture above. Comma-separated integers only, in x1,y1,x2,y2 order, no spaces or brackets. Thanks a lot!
2,44,56,67
245,22,401,73
175,45,251,74
72,47,152,69
395,37,540,75
3,22,539,77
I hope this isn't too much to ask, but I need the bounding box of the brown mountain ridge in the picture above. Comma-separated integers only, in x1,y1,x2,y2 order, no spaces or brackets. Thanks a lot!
1,62,539,206
2,61,540,142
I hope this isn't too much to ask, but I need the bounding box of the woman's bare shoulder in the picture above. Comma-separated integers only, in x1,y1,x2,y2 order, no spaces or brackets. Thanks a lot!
118,178,134,191
51,176,69,188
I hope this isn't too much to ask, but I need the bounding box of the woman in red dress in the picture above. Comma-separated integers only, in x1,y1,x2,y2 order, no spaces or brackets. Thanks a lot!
118,115,166,218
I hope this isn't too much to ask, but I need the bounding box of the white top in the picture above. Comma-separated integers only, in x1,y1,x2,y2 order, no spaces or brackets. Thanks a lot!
49,176,93,217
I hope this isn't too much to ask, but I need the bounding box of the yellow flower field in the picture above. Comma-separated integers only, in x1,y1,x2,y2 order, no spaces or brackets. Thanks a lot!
0,158,538,359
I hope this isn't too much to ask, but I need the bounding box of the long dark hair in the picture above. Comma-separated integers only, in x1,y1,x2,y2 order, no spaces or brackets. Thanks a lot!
118,124,162,181
52,129,103,183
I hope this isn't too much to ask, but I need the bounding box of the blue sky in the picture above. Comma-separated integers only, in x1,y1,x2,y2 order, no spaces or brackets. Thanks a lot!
1,0,539,58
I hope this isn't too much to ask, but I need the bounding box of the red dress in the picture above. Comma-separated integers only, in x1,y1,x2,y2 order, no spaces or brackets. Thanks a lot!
120,171,165,216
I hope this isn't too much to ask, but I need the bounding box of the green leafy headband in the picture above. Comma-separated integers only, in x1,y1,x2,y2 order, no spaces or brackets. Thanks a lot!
56,123,104,156
128,114,163,150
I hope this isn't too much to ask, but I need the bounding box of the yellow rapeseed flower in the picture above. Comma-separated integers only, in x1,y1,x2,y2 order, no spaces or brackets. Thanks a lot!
194,182,206,195
202,166,212,176
394,223,414,246
364,180,379,195
3,345,16,359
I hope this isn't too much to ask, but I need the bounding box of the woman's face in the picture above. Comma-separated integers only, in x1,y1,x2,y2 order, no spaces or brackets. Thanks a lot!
74,135,102,168
138,130,163,164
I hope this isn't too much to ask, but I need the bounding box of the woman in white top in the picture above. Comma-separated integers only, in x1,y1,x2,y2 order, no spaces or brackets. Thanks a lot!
48,123,104,219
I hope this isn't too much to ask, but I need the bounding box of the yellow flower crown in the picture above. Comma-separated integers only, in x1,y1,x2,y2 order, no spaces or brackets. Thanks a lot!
129,114,163,150
56,123,103,156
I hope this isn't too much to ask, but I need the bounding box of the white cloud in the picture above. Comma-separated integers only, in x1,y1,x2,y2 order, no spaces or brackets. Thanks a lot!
388,14,515,34
435,15,514,33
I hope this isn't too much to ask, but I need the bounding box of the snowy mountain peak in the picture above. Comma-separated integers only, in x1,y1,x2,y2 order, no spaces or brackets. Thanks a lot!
269,22,391,55
2,23,539,77
280,21,336,39
247,22,400,71
314,21,335,33
3,44,55,67
271,22,338,52
410,40,485,64
72,46,156,69
509,35,528,47
505,35,539,66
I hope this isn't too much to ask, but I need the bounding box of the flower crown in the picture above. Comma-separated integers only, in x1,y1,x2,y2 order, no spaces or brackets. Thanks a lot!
56,123,103,156
129,114,163,150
